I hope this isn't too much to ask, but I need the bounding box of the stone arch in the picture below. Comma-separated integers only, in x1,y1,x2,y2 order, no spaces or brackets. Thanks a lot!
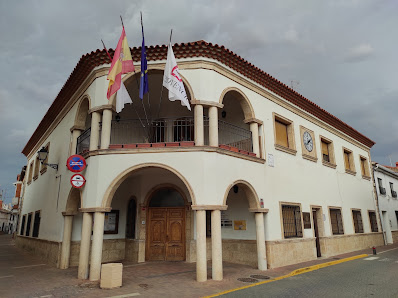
102,163,196,208
219,87,255,120
222,179,260,209
65,187,81,213
108,66,195,106
74,95,91,128
144,183,190,207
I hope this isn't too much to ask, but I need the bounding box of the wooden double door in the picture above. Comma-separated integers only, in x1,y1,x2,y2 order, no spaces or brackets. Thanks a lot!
146,207,185,261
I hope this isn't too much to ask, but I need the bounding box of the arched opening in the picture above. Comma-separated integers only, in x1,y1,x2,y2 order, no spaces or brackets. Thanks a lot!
74,96,91,154
102,164,194,264
219,88,255,153
109,69,194,145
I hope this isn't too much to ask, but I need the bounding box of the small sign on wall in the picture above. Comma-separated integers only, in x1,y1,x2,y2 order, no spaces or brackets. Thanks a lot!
234,220,247,230
268,153,274,167
303,212,311,229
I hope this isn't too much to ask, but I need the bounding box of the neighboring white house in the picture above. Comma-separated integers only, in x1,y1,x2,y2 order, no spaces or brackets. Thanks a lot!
373,162,398,244
0,200,13,234
17,40,383,283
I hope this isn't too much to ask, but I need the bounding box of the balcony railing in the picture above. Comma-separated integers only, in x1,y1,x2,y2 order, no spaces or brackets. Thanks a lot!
218,120,252,152
76,128,91,154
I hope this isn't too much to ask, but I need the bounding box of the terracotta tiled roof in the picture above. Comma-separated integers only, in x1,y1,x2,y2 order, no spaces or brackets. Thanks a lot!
22,40,375,156
384,165,398,173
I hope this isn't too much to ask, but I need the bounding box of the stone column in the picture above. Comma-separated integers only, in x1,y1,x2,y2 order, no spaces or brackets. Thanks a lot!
194,104,204,146
255,212,267,270
59,214,74,269
89,212,105,281
78,212,93,279
100,109,113,149
70,128,82,155
196,210,207,282
209,106,219,147
211,210,223,281
89,111,101,151
166,120,173,143
250,122,260,157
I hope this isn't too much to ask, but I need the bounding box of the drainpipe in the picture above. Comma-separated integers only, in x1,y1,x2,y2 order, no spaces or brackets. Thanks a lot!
372,163,386,245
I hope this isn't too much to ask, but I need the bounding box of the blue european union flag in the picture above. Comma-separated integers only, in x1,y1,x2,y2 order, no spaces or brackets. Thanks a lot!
139,27,149,100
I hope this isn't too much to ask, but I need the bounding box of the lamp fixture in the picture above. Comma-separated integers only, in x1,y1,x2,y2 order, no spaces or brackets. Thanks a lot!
233,185,239,193
221,110,227,118
37,147,58,170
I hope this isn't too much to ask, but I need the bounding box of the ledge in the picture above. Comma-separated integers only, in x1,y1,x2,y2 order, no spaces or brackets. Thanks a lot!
244,118,263,125
191,205,228,211
249,208,269,213
302,154,318,163
88,104,115,114
345,169,357,176
191,99,224,108
33,175,38,181
40,167,47,175
70,125,86,132
362,175,371,181
322,161,337,169
274,144,297,156
85,145,266,164
62,211,78,216
79,207,112,213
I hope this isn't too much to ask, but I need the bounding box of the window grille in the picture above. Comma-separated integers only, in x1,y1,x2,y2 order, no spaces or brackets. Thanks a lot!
76,127,91,154
330,209,344,235
368,211,378,232
32,211,41,238
26,213,32,236
282,205,303,238
20,215,26,235
352,210,364,233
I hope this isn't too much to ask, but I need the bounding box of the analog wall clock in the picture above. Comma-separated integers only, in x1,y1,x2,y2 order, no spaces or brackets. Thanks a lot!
303,131,313,152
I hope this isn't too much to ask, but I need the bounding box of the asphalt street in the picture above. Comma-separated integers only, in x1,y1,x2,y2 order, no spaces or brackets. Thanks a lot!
221,248,398,298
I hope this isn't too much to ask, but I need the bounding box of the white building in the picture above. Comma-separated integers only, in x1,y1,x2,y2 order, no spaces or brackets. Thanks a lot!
0,200,13,234
17,41,383,282
373,162,398,244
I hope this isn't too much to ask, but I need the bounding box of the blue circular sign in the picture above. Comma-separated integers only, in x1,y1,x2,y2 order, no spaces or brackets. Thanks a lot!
66,155,87,172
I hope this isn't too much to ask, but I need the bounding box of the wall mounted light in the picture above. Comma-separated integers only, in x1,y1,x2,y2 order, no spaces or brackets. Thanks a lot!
233,185,239,193
221,110,227,118
37,147,58,170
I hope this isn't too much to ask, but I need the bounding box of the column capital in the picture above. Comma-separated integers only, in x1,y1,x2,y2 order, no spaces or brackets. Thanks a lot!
244,118,263,125
191,205,228,211
70,125,86,132
79,207,112,213
88,104,115,114
249,208,269,213
191,99,224,109
62,211,78,216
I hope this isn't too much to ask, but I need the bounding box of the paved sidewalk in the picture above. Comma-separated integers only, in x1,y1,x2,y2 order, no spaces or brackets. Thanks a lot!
1,234,397,297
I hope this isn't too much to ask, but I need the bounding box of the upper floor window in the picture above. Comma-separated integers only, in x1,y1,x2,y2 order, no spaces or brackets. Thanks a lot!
378,178,386,195
273,113,296,155
33,156,40,181
40,144,49,174
320,136,336,168
281,204,303,238
352,210,364,233
27,161,34,184
330,208,344,235
390,183,397,198
359,156,370,179
343,148,356,175
368,211,378,232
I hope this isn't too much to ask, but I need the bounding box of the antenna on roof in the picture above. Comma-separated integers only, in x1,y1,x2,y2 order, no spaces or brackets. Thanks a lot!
389,155,393,167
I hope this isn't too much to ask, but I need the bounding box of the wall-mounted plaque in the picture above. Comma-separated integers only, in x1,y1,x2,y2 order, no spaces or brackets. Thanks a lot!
234,220,247,230
303,212,311,229
104,210,119,234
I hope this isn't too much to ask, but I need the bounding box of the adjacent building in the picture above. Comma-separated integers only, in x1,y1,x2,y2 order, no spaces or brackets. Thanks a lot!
373,162,398,244
17,40,383,282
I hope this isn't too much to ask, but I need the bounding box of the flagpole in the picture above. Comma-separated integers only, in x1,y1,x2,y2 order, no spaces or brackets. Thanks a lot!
101,38,147,131
156,29,173,120
141,12,152,124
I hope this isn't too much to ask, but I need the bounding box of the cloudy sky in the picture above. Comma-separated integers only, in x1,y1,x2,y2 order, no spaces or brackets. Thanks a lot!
0,0,397,203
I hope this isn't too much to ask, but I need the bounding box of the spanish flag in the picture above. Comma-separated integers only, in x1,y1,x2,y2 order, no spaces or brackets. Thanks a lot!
107,27,135,99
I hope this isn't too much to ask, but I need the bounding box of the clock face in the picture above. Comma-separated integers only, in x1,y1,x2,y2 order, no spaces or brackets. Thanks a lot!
303,131,313,152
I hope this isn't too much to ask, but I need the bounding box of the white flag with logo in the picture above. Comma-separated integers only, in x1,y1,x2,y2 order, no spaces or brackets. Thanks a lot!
116,81,132,113
163,43,191,111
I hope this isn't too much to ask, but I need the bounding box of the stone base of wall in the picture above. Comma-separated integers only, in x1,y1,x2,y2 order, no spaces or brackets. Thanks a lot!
266,238,316,269
391,230,398,244
125,239,146,263
15,236,61,267
319,232,384,257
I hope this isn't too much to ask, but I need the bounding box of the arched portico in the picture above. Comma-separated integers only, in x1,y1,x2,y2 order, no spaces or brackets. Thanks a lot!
71,95,91,155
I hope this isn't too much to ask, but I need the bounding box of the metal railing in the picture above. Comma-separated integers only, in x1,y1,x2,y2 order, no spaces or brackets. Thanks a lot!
76,128,91,154
218,120,252,152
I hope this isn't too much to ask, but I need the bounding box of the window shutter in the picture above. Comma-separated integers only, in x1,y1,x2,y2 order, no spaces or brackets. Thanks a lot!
344,152,350,170
337,211,344,234
275,121,288,147
321,141,329,156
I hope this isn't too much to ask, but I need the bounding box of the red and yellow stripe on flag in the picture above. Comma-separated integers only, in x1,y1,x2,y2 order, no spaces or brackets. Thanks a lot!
107,27,135,99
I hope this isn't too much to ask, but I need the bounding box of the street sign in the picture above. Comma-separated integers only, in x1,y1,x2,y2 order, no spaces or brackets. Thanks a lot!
70,174,86,188
66,155,87,172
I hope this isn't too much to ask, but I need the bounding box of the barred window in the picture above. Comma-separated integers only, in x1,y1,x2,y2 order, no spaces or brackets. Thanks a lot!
368,211,378,232
330,208,344,235
352,210,364,233
26,213,32,236
32,211,41,238
282,205,303,238
20,214,26,235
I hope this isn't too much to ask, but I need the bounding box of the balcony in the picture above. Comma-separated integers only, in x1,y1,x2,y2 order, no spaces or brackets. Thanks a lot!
392,190,397,198
76,117,254,157
379,187,386,195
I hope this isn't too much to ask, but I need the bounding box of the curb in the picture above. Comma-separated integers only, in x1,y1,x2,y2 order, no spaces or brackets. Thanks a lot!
203,253,368,297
